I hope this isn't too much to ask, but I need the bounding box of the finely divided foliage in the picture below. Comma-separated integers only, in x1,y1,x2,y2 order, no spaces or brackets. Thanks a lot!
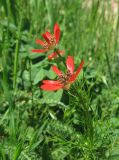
0,0,119,159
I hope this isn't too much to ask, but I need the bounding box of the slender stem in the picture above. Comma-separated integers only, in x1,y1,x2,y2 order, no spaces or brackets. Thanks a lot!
105,51,113,85
28,58,34,111
13,40,19,90
79,93,93,146
67,91,77,99
55,48,66,67
13,17,22,91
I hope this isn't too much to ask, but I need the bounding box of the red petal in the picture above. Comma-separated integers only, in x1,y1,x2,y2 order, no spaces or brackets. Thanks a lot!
75,59,84,76
42,80,61,85
58,50,65,55
42,33,50,44
54,23,60,44
36,39,45,46
48,51,64,60
48,52,57,59
66,56,74,74
40,84,63,91
45,31,52,39
69,59,84,82
69,74,76,83
52,66,62,76
32,49,48,53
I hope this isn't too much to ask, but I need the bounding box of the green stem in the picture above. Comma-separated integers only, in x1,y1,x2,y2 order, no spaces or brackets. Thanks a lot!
79,93,93,146
13,17,22,91
105,51,113,85
55,48,66,67
13,40,19,90
28,58,34,111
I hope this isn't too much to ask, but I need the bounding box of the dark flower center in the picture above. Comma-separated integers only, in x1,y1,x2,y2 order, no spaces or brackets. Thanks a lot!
59,71,71,85
43,35,56,50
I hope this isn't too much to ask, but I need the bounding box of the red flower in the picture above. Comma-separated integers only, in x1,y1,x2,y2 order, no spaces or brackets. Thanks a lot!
40,56,84,91
32,23,64,59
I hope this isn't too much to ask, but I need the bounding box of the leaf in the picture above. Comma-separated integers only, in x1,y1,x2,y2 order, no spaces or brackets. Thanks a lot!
108,155,119,160
33,69,45,84
12,143,23,160
43,89,63,103
23,70,29,81
49,110,57,120
102,75,108,87
26,127,35,140
45,69,56,79
106,147,119,160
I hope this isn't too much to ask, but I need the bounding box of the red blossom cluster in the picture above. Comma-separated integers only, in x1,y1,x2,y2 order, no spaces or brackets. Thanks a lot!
32,23,84,91
32,23,63,59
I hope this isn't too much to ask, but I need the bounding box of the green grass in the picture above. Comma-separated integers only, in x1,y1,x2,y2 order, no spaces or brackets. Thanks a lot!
0,0,119,159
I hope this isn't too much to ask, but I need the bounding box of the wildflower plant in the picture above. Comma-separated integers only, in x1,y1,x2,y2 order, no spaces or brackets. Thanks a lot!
32,23,85,91
32,24,95,156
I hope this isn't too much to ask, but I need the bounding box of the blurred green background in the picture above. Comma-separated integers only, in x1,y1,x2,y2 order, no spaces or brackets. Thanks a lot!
0,0,119,159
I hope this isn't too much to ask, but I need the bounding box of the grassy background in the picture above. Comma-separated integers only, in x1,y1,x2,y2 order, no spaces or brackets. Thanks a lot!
0,0,119,159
